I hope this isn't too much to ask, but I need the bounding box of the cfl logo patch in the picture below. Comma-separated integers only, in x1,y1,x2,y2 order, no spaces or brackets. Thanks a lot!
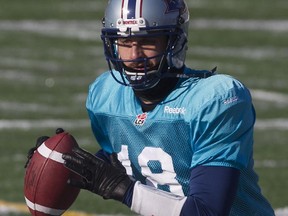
134,113,147,126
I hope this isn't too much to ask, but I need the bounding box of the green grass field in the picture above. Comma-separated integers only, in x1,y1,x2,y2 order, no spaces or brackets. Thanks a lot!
1,0,288,215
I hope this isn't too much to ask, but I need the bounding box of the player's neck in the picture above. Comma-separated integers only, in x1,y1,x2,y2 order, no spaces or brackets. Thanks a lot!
133,68,183,112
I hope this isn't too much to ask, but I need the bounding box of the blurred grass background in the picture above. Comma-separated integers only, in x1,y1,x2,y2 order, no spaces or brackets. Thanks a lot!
0,0,288,215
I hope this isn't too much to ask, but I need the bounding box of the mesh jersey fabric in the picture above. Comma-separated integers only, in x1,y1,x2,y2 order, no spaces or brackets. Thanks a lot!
86,67,275,215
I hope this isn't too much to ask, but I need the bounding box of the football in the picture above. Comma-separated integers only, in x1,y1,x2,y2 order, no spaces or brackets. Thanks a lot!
24,130,81,216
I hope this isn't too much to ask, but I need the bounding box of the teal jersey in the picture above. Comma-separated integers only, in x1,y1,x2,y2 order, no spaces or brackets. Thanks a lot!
86,67,274,215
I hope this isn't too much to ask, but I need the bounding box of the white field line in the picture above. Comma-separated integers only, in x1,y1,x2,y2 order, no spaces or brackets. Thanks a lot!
0,119,90,130
186,1,288,10
0,46,285,71
0,47,284,74
0,57,61,71
0,19,288,41
0,89,286,112
3,153,286,169
190,19,288,32
0,101,69,114
275,207,288,216
0,118,288,130
58,2,106,12
255,119,288,130
251,90,288,106
0,90,287,130
0,70,37,82
254,160,288,168
0,200,109,216
0,200,134,216
188,46,288,60
0,20,102,41
0,200,286,216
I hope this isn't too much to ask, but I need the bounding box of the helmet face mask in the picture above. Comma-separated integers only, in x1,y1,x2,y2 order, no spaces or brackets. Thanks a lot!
101,0,190,90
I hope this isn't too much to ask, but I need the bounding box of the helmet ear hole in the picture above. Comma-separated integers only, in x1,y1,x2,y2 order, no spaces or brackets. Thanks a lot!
166,28,188,69
178,17,185,25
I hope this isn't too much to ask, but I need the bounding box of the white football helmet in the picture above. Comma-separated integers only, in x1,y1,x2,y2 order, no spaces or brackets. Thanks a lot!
101,0,190,90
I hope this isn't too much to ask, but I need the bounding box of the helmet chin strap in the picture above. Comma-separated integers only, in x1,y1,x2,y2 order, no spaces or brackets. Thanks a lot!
163,66,217,79
133,66,217,112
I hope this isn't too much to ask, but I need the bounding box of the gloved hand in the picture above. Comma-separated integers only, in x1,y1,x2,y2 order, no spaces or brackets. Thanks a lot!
24,128,64,168
62,147,134,202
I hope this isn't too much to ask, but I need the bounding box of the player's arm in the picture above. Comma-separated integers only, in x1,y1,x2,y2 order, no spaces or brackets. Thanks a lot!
180,166,240,215
62,147,240,216
129,165,239,216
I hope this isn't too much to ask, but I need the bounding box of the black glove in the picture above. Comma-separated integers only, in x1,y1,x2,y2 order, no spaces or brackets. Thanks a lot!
24,128,65,168
62,147,134,202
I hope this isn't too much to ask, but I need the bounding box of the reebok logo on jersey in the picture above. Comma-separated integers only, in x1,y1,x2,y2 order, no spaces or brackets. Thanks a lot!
223,96,239,105
164,106,186,115
134,112,147,126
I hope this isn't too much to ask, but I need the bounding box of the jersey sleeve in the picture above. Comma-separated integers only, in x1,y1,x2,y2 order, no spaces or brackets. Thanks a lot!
190,76,255,169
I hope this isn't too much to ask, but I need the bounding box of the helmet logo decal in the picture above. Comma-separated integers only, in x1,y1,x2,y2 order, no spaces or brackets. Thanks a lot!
134,113,147,126
121,0,143,19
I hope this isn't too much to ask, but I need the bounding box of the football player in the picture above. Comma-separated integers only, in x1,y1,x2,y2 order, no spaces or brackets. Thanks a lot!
61,0,275,215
